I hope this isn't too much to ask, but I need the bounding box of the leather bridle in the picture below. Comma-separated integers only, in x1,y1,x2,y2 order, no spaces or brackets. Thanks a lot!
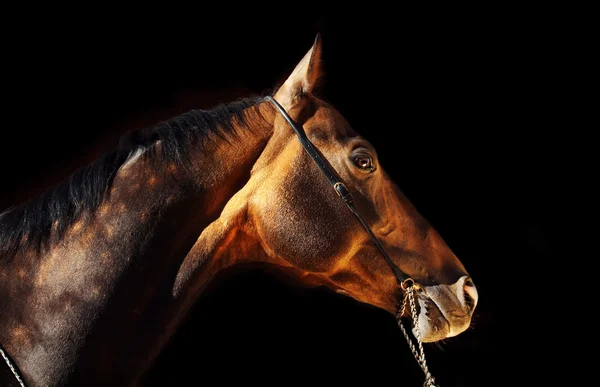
266,96,440,386
265,96,415,289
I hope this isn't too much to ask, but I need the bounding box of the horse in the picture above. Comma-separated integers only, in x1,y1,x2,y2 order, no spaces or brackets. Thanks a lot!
0,35,478,386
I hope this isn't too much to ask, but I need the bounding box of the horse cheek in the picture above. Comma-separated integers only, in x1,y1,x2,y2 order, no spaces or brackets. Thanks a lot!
255,196,350,273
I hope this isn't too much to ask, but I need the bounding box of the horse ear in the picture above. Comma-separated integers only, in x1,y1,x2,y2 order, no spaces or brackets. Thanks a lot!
273,34,323,107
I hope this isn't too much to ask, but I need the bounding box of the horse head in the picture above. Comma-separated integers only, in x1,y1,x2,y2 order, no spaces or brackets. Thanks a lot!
181,35,478,343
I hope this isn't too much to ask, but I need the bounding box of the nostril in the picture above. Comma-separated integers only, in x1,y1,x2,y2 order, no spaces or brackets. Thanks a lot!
463,277,478,311
464,277,474,288
464,289,475,310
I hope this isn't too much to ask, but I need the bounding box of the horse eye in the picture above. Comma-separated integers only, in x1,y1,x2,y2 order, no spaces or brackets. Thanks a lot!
351,154,375,172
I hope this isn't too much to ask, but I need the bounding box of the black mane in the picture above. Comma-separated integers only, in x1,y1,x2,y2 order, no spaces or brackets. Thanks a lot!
0,95,268,258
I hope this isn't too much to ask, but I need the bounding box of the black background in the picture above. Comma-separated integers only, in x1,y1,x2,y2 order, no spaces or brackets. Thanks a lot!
0,5,581,387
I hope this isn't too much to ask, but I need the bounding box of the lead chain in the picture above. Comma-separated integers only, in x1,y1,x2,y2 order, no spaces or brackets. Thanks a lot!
0,345,26,387
397,285,439,387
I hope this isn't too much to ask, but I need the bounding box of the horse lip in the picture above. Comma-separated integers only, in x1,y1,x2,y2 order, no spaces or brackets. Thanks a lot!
423,291,475,340
397,290,451,342
421,295,450,328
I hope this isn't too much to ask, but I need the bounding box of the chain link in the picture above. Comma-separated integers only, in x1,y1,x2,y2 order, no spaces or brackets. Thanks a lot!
397,285,439,387
0,345,26,387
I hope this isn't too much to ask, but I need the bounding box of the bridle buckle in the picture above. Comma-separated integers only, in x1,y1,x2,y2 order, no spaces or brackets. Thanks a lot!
333,182,353,204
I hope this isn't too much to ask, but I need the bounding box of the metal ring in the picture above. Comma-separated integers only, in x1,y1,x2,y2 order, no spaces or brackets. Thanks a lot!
401,278,417,291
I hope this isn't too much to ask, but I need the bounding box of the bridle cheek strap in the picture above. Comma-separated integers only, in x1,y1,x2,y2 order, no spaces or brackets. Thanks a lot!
266,96,440,386
265,96,410,285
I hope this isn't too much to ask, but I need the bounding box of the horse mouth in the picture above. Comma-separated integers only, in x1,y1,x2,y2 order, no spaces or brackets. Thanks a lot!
397,291,451,343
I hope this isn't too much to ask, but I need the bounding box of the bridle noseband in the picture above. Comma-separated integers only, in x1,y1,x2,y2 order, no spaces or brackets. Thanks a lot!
265,96,412,286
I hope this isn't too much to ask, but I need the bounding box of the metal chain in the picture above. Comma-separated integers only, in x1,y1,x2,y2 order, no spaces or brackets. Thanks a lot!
397,284,439,387
0,286,435,387
0,345,26,387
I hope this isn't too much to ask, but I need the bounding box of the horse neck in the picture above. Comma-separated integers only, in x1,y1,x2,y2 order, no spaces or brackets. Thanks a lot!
0,101,276,387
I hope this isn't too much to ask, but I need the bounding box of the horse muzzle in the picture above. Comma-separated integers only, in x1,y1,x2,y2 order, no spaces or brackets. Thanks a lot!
402,275,478,342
